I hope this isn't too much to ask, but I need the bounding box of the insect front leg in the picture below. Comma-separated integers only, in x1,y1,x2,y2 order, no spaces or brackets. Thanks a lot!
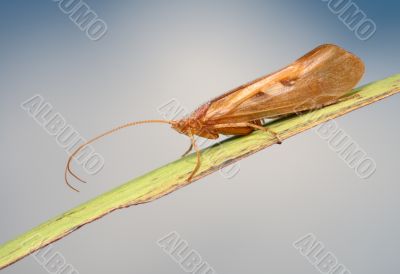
181,142,193,157
187,134,201,182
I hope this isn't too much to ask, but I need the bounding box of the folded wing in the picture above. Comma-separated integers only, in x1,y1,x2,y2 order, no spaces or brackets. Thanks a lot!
203,44,365,124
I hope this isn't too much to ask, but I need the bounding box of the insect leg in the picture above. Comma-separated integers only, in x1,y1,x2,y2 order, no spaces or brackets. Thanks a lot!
245,122,282,144
181,142,193,157
213,122,282,144
187,134,201,182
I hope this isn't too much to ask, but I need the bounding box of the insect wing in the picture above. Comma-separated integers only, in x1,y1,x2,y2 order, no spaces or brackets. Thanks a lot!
204,44,365,124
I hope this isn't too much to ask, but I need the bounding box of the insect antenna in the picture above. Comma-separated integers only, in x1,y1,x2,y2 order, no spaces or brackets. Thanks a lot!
65,119,174,192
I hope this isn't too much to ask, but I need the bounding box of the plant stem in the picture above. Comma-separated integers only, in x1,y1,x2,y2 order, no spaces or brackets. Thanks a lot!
1,73,399,269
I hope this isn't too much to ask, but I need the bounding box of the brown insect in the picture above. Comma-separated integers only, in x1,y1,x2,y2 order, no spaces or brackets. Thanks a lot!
65,44,364,191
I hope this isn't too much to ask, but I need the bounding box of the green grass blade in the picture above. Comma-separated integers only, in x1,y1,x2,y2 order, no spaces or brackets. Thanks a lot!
1,73,399,269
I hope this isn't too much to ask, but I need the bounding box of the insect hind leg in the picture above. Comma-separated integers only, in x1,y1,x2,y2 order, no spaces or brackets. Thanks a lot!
212,122,282,144
245,122,282,144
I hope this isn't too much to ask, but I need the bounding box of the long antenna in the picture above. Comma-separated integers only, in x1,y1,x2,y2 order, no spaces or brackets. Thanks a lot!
65,119,174,192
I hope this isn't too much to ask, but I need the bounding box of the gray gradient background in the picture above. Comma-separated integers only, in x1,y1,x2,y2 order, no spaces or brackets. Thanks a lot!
1,0,400,273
